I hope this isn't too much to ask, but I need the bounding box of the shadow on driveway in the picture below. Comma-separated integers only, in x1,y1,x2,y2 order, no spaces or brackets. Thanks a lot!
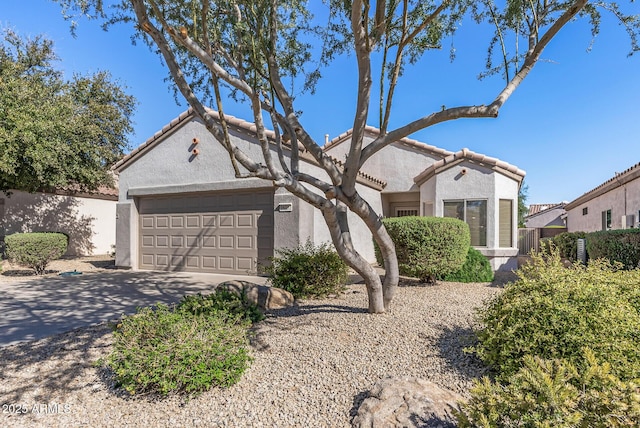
0,270,265,347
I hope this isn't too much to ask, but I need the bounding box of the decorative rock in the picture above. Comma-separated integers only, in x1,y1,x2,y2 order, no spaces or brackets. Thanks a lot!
217,280,295,310
352,377,464,428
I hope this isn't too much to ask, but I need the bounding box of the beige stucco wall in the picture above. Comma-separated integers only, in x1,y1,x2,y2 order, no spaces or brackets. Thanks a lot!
0,190,116,256
566,176,640,232
325,134,442,192
117,115,385,268
524,207,566,228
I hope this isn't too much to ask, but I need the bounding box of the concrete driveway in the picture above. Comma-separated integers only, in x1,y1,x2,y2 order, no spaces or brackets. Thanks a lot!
0,270,266,347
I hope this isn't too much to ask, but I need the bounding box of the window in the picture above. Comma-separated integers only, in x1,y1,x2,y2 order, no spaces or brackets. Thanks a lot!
396,208,418,217
601,209,611,230
444,200,487,247
499,199,513,247
582,207,588,216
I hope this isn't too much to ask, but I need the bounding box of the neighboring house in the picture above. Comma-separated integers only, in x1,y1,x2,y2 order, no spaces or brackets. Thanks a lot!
113,109,525,275
523,203,567,228
0,187,117,256
565,162,640,232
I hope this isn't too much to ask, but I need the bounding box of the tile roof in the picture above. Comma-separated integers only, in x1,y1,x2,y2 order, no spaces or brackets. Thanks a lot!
414,147,526,186
565,161,640,210
527,203,565,216
324,126,454,158
52,185,118,201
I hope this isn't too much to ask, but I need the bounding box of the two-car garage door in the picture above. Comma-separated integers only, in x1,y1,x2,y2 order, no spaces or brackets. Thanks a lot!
138,190,274,274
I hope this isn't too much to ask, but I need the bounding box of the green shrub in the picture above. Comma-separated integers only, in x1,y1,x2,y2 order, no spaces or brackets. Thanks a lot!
456,349,640,428
472,248,640,381
177,290,265,324
551,231,587,261
263,241,349,298
5,232,68,274
586,229,640,270
375,216,469,282
104,303,251,396
439,247,494,282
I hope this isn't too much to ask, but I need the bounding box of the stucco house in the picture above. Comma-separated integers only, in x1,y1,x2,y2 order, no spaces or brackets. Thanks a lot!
523,203,567,228
0,187,117,256
113,109,525,275
565,162,640,232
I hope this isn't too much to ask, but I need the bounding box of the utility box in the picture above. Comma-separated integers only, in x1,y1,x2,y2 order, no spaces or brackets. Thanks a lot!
622,215,635,229
577,238,587,265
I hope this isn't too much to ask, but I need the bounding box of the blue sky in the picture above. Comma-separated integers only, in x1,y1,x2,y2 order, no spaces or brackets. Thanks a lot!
2,0,639,205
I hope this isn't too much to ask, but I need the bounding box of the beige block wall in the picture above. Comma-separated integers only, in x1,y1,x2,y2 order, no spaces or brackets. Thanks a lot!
0,190,116,256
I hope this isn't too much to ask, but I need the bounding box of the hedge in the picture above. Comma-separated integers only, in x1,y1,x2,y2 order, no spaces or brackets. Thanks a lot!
5,232,68,275
375,216,469,282
585,228,640,270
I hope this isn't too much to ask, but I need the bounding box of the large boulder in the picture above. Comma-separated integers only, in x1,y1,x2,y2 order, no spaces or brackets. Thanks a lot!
352,377,463,428
217,280,294,310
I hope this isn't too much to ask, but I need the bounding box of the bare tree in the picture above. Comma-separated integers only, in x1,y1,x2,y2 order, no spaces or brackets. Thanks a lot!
56,0,639,313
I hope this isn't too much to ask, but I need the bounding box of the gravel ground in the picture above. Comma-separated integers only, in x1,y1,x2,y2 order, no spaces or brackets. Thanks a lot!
0,256,116,283
0,263,513,428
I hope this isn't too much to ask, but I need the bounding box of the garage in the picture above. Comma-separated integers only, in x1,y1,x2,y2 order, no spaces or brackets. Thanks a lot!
138,189,274,274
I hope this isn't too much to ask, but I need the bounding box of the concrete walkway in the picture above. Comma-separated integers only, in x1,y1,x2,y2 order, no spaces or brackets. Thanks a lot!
0,270,266,347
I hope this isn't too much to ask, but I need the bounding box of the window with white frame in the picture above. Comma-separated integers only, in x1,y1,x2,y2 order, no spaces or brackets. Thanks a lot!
602,209,612,230
443,200,487,246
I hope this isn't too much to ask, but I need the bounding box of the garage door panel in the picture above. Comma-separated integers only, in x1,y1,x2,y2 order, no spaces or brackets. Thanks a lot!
186,216,200,228
219,214,234,227
219,256,234,270
202,215,216,227
237,257,253,271
236,214,254,227
219,235,234,249
203,235,217,248
156,216,169,228
186,256,200,268
141,254,154,266
171,255,185,267
237,236,253,249
202,256,216,268
139,190,274,274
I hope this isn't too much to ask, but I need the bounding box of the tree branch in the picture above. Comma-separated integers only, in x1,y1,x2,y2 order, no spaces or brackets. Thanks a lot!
344,0,374,196
130,0,273,180
361,0,589,165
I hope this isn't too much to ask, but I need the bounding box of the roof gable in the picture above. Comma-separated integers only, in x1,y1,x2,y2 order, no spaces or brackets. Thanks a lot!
525,203,566,219
413,148,526,186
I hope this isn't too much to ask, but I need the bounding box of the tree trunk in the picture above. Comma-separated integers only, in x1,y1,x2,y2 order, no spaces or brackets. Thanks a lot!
339,192,400,312
321,201,386,313
372,224,399,311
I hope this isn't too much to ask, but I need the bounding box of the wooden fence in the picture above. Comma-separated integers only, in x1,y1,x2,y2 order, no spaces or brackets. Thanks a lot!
518,228,540,255
518,227,568,255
